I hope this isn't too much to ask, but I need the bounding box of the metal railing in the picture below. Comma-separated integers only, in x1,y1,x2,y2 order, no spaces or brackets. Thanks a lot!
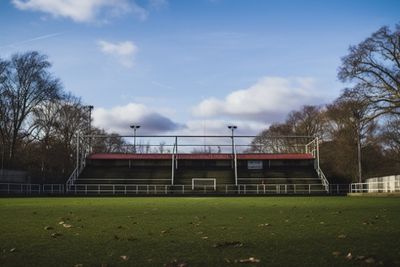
317,168,330,192
1,182,352,195
350,181,400,193
0,183,65,195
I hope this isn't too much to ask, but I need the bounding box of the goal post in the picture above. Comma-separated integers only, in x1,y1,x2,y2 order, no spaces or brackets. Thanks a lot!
192,178,216,190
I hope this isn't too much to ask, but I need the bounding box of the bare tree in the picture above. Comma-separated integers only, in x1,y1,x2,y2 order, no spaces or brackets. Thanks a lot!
251,105,324,153
381,115,400,162
0,52,61,165
158,141,166,153
325,96,378,182
338,24,400,119
286,105,326,138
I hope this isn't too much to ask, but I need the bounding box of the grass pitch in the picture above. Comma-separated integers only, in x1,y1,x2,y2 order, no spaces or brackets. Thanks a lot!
0,197,399,267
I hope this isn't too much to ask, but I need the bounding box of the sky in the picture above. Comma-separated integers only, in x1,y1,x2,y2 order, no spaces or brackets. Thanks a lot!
0,0,399,136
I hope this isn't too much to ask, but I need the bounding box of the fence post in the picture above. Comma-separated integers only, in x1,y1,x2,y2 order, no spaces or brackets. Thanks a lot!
308,184,311,194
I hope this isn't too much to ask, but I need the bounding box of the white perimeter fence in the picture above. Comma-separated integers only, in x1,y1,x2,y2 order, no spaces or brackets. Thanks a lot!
3,176,399,195
0,183,349,195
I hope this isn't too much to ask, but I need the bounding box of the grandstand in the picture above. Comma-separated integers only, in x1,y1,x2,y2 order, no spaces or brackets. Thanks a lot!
66,135,329,195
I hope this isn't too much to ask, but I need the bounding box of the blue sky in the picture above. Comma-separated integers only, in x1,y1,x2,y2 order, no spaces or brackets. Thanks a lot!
0,0,399,135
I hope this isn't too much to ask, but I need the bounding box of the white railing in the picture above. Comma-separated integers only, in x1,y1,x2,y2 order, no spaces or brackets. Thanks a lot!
236,183,327,194
317,168,329,192
351,181,400,193
0,182,347,195
0,183,64,194
66,167,78,189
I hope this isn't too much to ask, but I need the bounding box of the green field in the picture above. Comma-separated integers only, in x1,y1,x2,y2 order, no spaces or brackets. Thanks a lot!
0,197,399,267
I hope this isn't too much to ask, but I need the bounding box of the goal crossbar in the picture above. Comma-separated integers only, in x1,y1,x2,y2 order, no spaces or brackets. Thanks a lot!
192,178,216,190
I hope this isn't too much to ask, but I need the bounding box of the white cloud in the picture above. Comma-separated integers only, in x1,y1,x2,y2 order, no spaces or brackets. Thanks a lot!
97,40,138,68
93,103,181,135
192,76,325,122
11,0,147,22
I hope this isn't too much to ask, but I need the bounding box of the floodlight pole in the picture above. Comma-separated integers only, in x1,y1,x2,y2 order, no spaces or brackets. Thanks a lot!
85,105,94,152
130,125,141,153
228,125,238,186
228,125,237,161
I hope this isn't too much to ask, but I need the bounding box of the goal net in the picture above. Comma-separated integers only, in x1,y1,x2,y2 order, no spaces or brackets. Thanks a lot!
192,178,216,190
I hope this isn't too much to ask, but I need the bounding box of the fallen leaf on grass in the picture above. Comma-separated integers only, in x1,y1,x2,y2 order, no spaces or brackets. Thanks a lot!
238,257,260,263
51,233,62,238
337,234,347,239
120,255,129,261
213,241,243,248
332,251,341,257
62,223,72,228
44,226,53,230
9,248,16,252
345,252,353,260
355,255,366,260
257,223,271,227
164,259,188,267
58,221,65,225
362,220,374,225
201,236,209,240
224,258,232,263
365,257,375,264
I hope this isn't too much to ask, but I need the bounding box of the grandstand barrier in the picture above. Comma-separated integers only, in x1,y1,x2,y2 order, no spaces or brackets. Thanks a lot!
0,183,348,195
350,181,400,193
0,183,65,195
